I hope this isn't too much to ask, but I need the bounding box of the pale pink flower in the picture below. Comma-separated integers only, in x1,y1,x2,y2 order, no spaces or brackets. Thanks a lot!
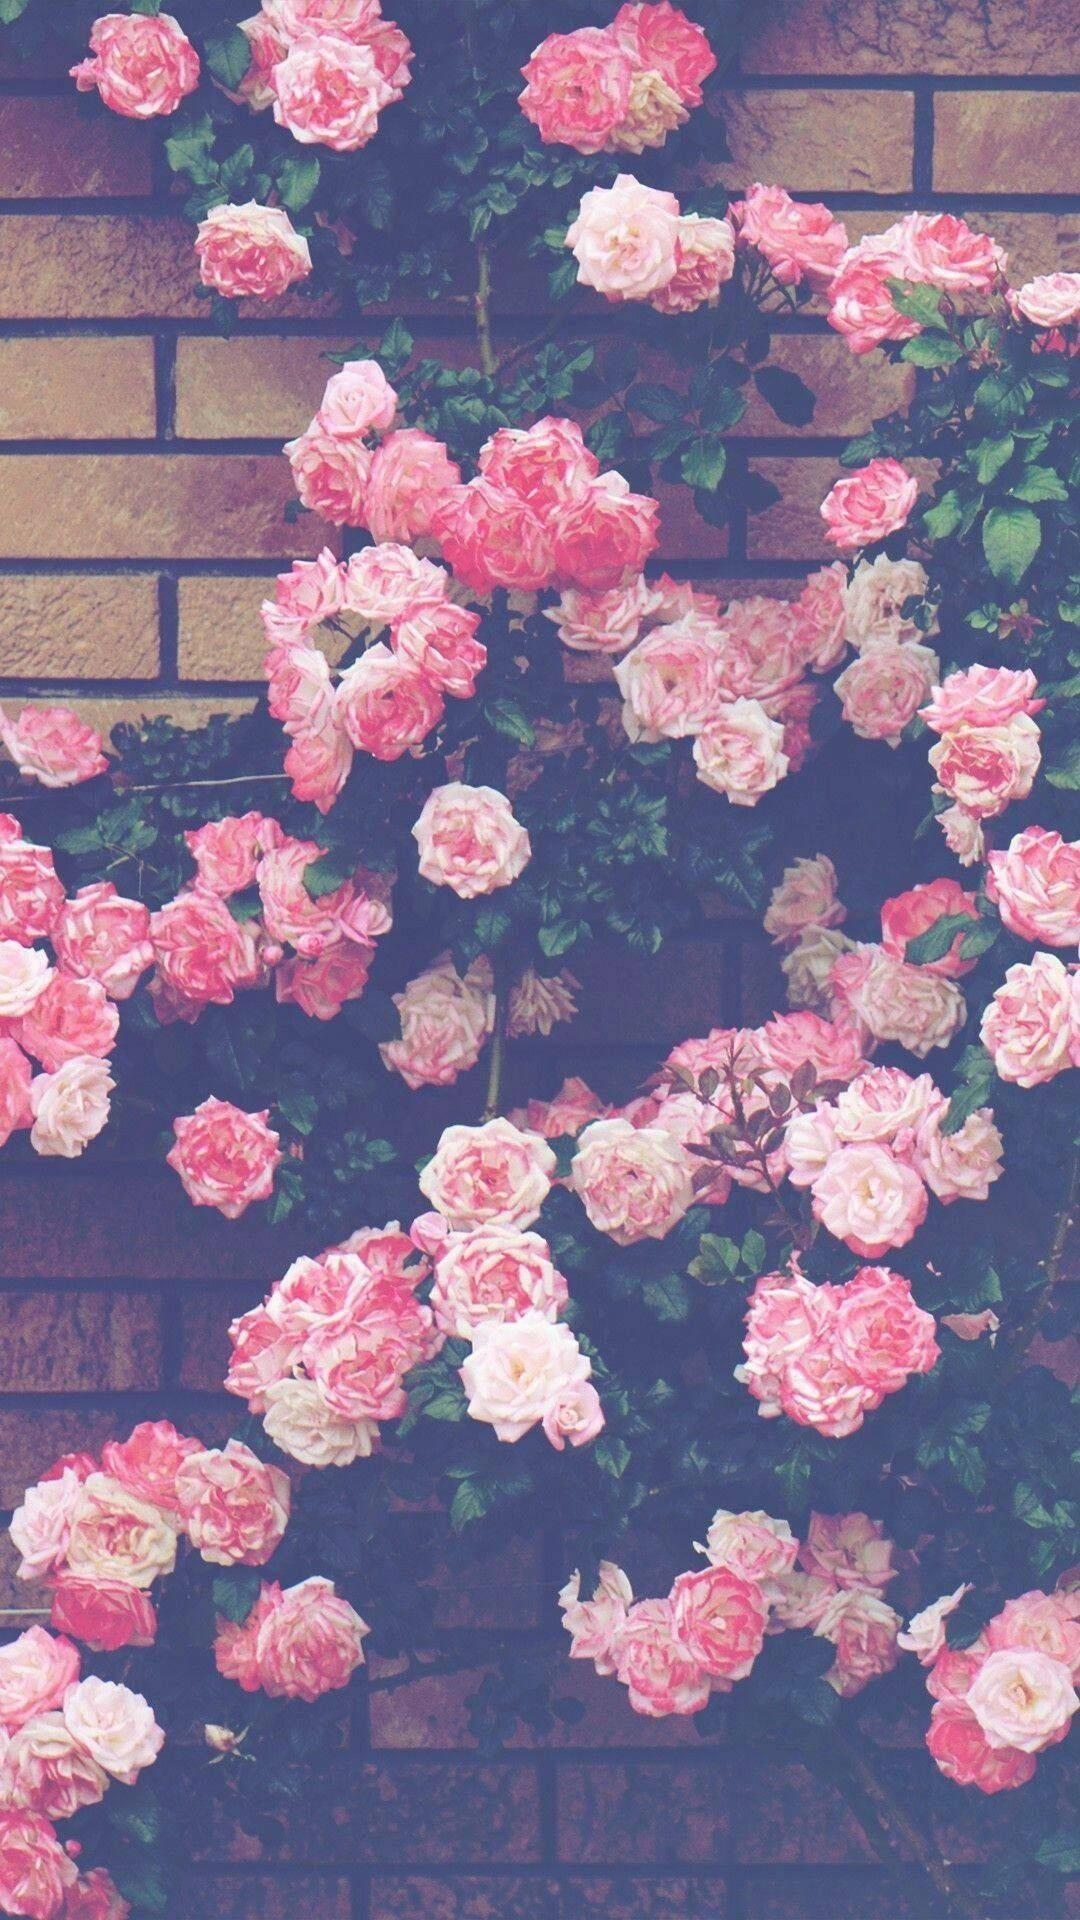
544,577,655,655
733,183,847,292
816,1588,902,1696
559,1563,633,1676
0,1810,78,1918
543,1378,605,1450
174,1440,290,1567
828,229,917,355
799,1511,896,1591
615,614,723,741
261,1376,378,1467
342,544,448,626
0,1629,80,1734
821,459,918,549
0,707,106,789
218,1575,369,1701
692,698,789,805
764,855,845,945
506,968,579,1039
703,1509,798,1584
811,1143,929,1257
420,1118,556,1230
365,429,462,544
844,947,966,1056
413,783,531,899
571,1116,693,1245
649,214,735,314
981,952,1080,1087
899,1585,972,1664
794,562,849,671
380,952,493,1090
65,1474,178,1589
150,889,261,1007
335,642,444,760
195,202,311,300
185,812,283,897
3,1715,108,1822
845,554,932,650
63,1677,163,1784
920,664,1043,733
271,32,395,149
986,1593,1080,1678
71,10,198,116
609,65,688,155
275,936,372,1018
669,1565,767,1680
966,1648,1078,1753
834,640,939,745
0,942,51,1017
987,827,1080,948
880,877,980,978
1013,272,1080,329
460,1314,593,1443
613,1597,711,1716
929,716,1042,818
565,173,681,300
0,839,65,946
9,1471,84,1583
914,1105,1003,1204
29,1056,113,1159
285,422,371,524
318,358,397,438
430,1225,568,1338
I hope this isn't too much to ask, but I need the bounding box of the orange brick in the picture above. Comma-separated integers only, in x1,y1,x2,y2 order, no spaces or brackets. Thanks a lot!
0,574,159,678
741,0,1077,74
710,89,913,193
0,337,155,439
0,96,152,197
0,455,335,559
739,334,913,439
0,1288,162,1392
933,90,1078,193
0,1408,124,1505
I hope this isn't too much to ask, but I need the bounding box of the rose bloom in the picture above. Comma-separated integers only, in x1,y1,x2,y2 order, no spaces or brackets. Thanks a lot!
799,1510,896,1591
3,1714,109,1822
986,1592,1080,1677
49,1576,156,1656
0,1629,80,1734
0,1038,34,1147
285,422,371,525
929,715,1041,819
71,10,199,116
821,459,919,550
231,1576,369,1701
966,1648,1079,1754
9,1470,84,1582
381,952,493,1090
895,210,1005,292
560,1562,633,1676
433,479,552,593
343,543,447,626
0,707,107,789
63,1676,163,1785
649,214,735,314
431,1225,568,1338
782,926,857,1014
460,1313,593,1443
571,1116,693,1245
915,1105,1003,1204
335,642,444,760
413,783,531,900
811,1143,928,1258
733,183,847,292
764,855,845,946
544,576,655,654
0,838,65,946
256,832,353,956
757,1010,865,1085
703,1508,798,1584
608,65,687,154
880,877,980,978
275,937,372,1019
829,1064,939,1150
184,811,283,897
510,1075,610,1140
65,1473,178,1589
614,615,723,742
479,415,599,517
261,1375,378,1467
271,32,395,149
937,804,985,868
318,358,397,438
987,826,1080,948
815,1589,902,1696
981,952,1080,1087
365,429,462,545
831,1265,940,1396
420,1118,556,1230
550,474,661,593
100,1419,203,1514
29,1056,114,1160
670,1565,767,1680
834,639,939,746
692,698,789,806
826,225,918,355
150,889,260,1007
17,975,119,1072
926,1698,1037,1793
793,562,848,673
847,948,965,1057
392,602,486,700
613,1597,711,1717
921,663,1043,733
0,1810,78,1920
166,1098,282,1220
612,0,717,107
0,942,51,1017
846,554,933,651
898,1584,971,1664
565,173,681,300
59,1869,130,1920
175,1440,290,1567
519,25,633,153
543,1378,605,1450
194,202,311,301
507,967,579,1039
1013,272,1080,329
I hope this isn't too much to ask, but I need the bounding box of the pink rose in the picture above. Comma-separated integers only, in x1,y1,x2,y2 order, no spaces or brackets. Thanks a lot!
799,1510,896,1591
900,211,1006,293
49,1577,156,1656
58,1870,130,1920
0,1037,33,1146
614,615,723,741
8,1471,84,1582
302,1279,435,1426
914,1105,1003,1204
65,1474,177,1589
29,1056,113,1159
980,951,1080,1087
757,1010,865,1084
52,883,152,999
0,840,65,946
335,642,445,759
898,1584,971,1664
565,173,681,300
829,1065,940,1151
318,358,397,438
420,1118,556,1229
0,1811,78,1920
811,1143,928,1258
987,827,1080,947
275,937,372,1019
184,812,282,896
649,214,735,314
433,478,552,592
544,577,655,655
542,1379,605,1450
845,554,933,650
571,1116,693,1245
150,890,261,1007
834,641,940,746
737,1267,834,1423
16,976,118,1071
519,26,633,153
0,1630,80,1733
0,708,106,789
234,11,286,110
413,783,531,899
391,602,486,699
551,473,660,590
263,550,345,648
831,1264,940,1394
479,416,599,516
816,1589,902,1696
460,1314,593,1443
820,459,919,549
608,66,688,154
703,1509,798,1583
255,833,352,955
692,697,789,805
283,715,354,814
167,1098,282,1219
559,1563,633,1676
0,942,51,1017
194,202,311,301
343,543,447,626
880,877,980,978
510,1076,610,1139
966,1648,1078,1753
99,1419,202,1514
264,0,383,38
612,1597,711,1716
843,948,966,1056
921,664,1043,733
71,10,198,116
764,855,845,945
219,1576,369,1701
3,1715,108,1822
612,1,716,107
285,423,371,524
380,952,493,1090
271,33,395,149
929,715,1041,818
364,430,462,545
828,233,917,355
794,562,849,672
669,1566,767,1679
1013,272,1080,329
174,1440,290,1567
430,1225,568,1338
62,1676,163,1784
986,1593,1080,1676
926,1699,1037,1792
733,183,847,292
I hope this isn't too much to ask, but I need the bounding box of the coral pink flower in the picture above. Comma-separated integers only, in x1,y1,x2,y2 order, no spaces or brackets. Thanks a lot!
0,1037,33,1146
150,890,261,1008
175,1440,290,1568
195,202,311,300
980,952,1080,1087
49,1577,157,1656
519,26,633,153
479,417,599,515
821,459,919,549
167,1099,282,1220
0,1810,78,1918
391,602,487,699
0,839,64,946
185,812,283,898
16,975,118,1071
551,474,660,590
433,480,552,593
733,183,847,291
612,1,716,107
102,1419,204,1516
0,707,106,788
270,32,395,149
880,877,980,978
0,1628,80,1733
71,10,198,116
794,562,849,671
926,1699,1037,1791
364,430,462,544
275,937,372,1019
263,549,346,647
613,1597,712,1716
50,883,150,1001
559,1563,633,1675
430,1225,568,1338
669,1566,767,1679
216,1576,369,1701
831,1265,940,1394
335,642,444,759
986,827,1080,948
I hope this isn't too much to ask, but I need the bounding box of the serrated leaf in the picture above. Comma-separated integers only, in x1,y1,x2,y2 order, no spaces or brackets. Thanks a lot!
55,823,105,855
642,1273,691,1322
741,1229,767,1274
922,489,963,541
304,853,350,899
905,910,977,966
593,1434,631,1477
212,1568,262,1624
969,433,1014,484
981,502,1041,585
680,433,727,491
204,26,252,88
1045,740,1080,790
1036,1834,1080,1875
1010,465,1068,503
900,334,963,367
886,279,947,327
276,153,320,213
483,698,535,747
627,382,685,424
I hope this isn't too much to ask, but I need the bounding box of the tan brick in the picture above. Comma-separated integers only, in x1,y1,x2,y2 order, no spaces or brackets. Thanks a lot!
0,215,200,319
0,574,159,678
175,336,351,439
741,0,1077,74
177,576,273,680
0,1288,162,1392
29,695,258,746
0,337,155,439
934,90,1078,193
0,96,153,197
740,334,913,438
746,455,938,561
710,89,913,193
0,455,334,559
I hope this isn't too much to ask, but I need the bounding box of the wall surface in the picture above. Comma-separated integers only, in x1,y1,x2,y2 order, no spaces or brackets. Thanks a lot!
0,2,1078,1915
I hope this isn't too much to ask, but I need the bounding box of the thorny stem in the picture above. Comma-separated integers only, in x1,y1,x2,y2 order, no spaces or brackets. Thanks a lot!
829,1728,984,1920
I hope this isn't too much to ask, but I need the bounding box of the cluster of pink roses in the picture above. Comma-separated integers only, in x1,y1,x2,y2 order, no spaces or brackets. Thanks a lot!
0,1625,162,1831
981,952,1080,1089
9,1426,290,1653
0,1812,128,1920
226,1227,439,1467
827,876,977,1057
902,1582,1080,1794
826,211,1007,355
738,1262,939,1438
820,456,919,552
214,1574,369,1703
378,955,578,1094
566,175,735,315
520,3,714,156
923,664,1044,863
561,1507,905,1717
235,0,411,149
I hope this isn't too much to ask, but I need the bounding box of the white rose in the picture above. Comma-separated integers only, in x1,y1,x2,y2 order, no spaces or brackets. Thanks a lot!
782,927,858,1012
63,1676,164,1784
29,1055,114,1158
460,1313,592,1442
966,1648,1079,1753
845,555,934,650
65,1473,178,1589
692,698,789,806
764,854,846,945
0,940,51,1016
261,1376,378,1468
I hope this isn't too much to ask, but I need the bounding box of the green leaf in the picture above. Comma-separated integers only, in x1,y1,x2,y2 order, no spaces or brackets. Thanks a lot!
981,502,1041,585
905,911,977,966
112,1854,169,1915
1036,1834,1080,1875
204,26,253,89
1010,465,1068,503
449,1476,488,1530
422,1387,466,1421
627,382,685,424
680,433,727,491
922,489,963,541
378,318,414,376
740,1229,767,1275
55,823,104,855
753,364,816,426
277,1085,318,1136
276,153,321,213
211,1568,262,1625
593,1434,631,1477
900,334,963,367
958,919,999,959
1046,740,1080,790
642,1273,691,1322
943,1046,995,1134
483,698,535,747
0,0,32,21
885,279,947,327
969,433,1014,484
303,853,350,899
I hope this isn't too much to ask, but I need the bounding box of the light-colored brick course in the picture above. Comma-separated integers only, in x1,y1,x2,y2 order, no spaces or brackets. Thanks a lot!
0,573,160,678
0,336,155,439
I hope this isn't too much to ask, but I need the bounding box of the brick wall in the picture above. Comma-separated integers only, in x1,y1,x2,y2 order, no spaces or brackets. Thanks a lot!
0,3,1078,1916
